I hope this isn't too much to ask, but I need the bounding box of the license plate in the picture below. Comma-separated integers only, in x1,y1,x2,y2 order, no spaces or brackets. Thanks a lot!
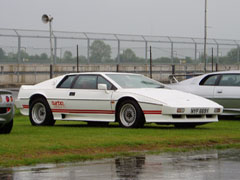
191,108,209,114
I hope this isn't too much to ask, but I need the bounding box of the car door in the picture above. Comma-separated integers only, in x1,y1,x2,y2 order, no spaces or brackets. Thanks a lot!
49,75,77,119
67,75,115,121
195,74,220,99
214,74,240,109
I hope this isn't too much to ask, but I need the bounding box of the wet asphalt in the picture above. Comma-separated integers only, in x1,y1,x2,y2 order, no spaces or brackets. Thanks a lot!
0,149,240,180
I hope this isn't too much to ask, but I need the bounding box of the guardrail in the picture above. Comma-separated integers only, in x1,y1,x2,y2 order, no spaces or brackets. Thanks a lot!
0,63,239,87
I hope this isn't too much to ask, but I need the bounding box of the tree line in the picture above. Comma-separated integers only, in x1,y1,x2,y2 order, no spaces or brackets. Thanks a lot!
0,40,239,64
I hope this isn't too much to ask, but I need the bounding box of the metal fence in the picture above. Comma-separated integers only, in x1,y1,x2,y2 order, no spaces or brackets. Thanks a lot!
0,28,240,65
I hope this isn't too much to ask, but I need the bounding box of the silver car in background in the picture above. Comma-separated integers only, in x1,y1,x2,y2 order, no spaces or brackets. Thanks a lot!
169,71,240,116
0,90,14,134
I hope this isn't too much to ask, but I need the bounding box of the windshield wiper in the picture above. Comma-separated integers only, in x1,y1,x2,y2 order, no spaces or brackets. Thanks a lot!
141,81,155,85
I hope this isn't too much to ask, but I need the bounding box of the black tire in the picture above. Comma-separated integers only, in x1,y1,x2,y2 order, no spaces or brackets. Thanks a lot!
174,123,196,129
117,99,145,128
29,98,55,126
0,119,13,134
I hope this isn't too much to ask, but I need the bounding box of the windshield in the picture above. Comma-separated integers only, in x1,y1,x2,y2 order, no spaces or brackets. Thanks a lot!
106,74,165,89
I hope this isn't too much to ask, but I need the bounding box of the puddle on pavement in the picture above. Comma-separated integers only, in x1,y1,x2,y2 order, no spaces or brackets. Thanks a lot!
1,149,240,180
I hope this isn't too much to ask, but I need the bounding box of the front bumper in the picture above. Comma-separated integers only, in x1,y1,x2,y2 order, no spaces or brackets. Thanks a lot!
140,102,222,123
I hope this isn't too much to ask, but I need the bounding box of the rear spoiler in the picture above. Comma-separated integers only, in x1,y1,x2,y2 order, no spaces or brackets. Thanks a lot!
168,75,179,84
0,89,12,94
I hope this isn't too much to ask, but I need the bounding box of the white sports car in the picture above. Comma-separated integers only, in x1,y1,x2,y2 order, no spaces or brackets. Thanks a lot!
169,70,240,115
15,72,223,128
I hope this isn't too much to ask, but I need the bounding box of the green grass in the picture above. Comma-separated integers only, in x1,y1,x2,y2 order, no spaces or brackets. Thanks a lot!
1,110,240,167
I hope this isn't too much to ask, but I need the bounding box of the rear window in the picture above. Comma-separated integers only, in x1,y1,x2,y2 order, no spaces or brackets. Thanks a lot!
57,75,76,88
199,75,219,86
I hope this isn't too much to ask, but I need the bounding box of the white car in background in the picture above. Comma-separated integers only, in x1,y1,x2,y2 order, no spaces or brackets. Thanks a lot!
169,71,240,115
15,72,222,128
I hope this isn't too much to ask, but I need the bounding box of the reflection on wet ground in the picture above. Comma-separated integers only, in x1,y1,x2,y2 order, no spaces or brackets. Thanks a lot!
1,149,240,180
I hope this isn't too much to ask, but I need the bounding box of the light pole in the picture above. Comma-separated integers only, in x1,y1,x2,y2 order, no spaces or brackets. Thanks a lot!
42,14,54,78
204,0,207,73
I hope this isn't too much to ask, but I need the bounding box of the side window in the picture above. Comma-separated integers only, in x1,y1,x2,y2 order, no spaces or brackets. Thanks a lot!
218,74,240,86
57,75,76,88
98,76,113,90
72,75,97,89
199,75,218,86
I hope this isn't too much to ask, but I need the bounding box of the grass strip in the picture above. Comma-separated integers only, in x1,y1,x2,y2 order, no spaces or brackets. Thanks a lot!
0,110,240,167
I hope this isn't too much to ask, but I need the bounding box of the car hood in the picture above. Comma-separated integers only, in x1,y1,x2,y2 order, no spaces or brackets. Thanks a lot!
118,88,221,108
167,83,191,92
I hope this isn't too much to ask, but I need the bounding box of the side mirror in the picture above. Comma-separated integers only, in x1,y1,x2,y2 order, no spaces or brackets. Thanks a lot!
98,84,107,90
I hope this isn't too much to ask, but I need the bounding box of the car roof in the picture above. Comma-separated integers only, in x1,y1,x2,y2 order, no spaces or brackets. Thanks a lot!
203,70,240,75
63,72,141,76
177,70,240,85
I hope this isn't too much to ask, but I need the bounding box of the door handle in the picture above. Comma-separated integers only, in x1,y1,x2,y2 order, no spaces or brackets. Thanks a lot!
69,92,75,96
217,90,222,94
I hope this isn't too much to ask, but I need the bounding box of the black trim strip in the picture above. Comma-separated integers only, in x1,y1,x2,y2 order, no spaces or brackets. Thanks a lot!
138,101,163,106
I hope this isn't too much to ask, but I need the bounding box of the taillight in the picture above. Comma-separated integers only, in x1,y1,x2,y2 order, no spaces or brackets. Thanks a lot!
6,96,9,102
7,107,11,112
10,96,13,102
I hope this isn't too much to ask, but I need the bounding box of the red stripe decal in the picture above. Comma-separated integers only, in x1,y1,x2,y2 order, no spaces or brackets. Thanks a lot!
143,110,162,114
23,105,161,115
23,105,29,109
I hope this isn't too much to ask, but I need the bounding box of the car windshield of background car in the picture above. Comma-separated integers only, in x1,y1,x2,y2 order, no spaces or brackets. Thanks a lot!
106,74,164,89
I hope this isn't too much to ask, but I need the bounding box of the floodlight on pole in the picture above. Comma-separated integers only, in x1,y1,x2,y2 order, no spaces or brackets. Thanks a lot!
42,14,54,78
204,0,207,73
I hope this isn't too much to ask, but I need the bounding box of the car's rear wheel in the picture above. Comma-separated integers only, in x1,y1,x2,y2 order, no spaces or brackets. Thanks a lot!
0,119,13,134
30,98,55,126
117,99,145,128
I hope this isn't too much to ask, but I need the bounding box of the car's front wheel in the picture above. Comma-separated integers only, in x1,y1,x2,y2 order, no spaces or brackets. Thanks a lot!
0,119,13,134
30,98,55,126
117,99,145,128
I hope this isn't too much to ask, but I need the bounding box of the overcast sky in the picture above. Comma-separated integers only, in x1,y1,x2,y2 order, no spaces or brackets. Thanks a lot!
1,0,240,39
